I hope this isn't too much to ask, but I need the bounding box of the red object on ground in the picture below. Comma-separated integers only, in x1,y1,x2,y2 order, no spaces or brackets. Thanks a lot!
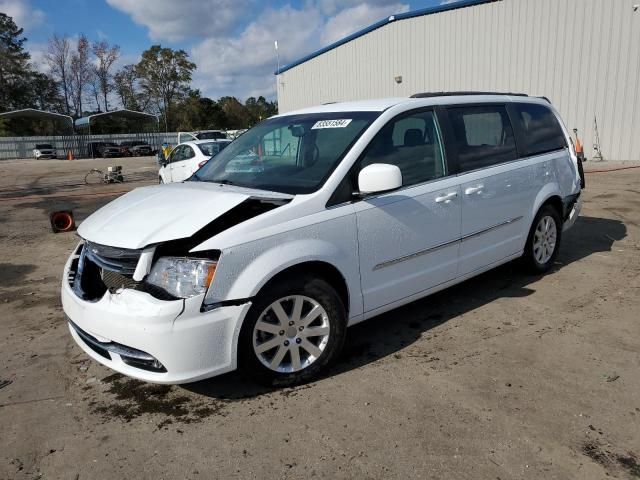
50,211,76,233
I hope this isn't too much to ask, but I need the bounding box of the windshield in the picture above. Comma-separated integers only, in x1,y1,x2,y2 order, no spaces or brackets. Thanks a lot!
197,141,229,157
36,144,52,149
192,112,378,194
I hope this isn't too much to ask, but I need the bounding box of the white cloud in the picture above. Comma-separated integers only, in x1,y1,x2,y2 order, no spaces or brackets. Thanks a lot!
190,2,409,100
315,0,399,16
104,0,410,100
321,3,409,45
0,0,45,29
105,0,251,42
191,5,325,99
27,42,49,72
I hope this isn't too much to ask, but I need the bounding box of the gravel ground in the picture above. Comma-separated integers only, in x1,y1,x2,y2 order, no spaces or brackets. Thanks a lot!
0,157,639,480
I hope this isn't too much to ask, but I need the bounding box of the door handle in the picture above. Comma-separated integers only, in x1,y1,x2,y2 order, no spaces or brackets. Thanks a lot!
435,192,458,203
465,185,484,195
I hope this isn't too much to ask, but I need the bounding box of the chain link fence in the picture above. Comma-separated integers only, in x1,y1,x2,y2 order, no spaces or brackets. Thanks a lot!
0,132,181,160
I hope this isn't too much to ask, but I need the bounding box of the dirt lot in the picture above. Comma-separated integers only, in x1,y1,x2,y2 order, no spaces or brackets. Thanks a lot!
0,157,639,480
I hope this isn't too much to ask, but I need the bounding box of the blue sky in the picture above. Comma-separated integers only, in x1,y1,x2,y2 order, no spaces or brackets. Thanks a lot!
2,0,452,102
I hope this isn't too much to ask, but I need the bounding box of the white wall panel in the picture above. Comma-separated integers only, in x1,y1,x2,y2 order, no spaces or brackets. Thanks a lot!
277,0,640,160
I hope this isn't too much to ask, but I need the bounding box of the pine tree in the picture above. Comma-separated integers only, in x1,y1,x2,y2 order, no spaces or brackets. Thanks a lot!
0,13,32,111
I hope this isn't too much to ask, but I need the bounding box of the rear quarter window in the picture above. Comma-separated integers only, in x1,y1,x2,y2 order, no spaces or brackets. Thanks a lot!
513,103,567,156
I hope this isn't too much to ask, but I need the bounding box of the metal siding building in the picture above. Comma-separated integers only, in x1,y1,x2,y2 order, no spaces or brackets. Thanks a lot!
276,0,640,160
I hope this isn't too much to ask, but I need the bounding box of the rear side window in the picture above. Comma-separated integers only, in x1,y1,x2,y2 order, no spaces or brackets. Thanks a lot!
513,103,567,156
447,105,517,172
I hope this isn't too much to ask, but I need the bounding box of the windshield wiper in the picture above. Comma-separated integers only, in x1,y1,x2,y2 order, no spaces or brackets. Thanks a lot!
214,179,238,186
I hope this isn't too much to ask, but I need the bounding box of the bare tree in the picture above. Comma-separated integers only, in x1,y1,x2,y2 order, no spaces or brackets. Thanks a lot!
92,40,120,112
114,64,153,112
46,34,71,115
113,64,138,110
69,34,91,116
88,73,102,112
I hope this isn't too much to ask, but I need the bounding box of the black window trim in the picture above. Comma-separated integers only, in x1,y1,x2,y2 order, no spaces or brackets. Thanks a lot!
326,106,455,208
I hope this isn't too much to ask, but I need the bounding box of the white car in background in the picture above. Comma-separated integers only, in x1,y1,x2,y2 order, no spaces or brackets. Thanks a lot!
33,143,57,159
159,139,231,183
177,130,228,144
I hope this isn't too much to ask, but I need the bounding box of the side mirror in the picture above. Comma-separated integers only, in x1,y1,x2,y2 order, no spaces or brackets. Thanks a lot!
358,163,402,195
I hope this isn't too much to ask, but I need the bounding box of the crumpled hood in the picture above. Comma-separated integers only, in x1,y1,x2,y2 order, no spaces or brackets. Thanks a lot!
78,182,291,249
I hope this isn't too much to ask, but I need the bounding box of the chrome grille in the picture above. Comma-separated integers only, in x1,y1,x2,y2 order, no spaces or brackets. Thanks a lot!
84,241,141,275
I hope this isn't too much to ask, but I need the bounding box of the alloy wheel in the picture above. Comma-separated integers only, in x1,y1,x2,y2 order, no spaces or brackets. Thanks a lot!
252,295,331,373
533,215,557,264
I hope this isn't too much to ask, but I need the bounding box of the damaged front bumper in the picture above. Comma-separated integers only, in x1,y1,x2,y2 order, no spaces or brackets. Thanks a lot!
62,246,251,384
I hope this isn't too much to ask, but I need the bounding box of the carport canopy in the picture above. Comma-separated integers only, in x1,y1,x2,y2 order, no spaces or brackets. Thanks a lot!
0,108,74,135
75,109,159,134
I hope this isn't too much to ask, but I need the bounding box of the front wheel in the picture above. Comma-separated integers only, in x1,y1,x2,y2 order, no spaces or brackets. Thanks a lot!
522,205,562,274
238,275,347,387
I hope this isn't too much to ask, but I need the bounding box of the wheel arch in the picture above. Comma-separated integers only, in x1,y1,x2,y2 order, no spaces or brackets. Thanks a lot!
541,195,563,218
531,183,563,224
257,261,350,316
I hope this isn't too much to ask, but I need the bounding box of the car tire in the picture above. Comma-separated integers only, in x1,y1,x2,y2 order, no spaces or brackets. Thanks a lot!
522,204,563,274
238,274,347,387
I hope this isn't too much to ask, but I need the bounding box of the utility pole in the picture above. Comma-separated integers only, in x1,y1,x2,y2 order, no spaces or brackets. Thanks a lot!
275,40,281,114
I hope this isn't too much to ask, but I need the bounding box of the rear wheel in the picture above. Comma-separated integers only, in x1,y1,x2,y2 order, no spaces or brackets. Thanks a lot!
522,204,562,273
238,275,347,387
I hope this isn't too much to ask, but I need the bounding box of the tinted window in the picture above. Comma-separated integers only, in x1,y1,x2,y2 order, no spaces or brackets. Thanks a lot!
359,110,446,187
169,146,184,163
198,142,222,156
513,103,566,156
448,105,517,172
183,146,195,159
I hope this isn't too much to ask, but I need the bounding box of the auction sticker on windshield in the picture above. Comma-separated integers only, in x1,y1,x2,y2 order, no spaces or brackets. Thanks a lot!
311,119,352,129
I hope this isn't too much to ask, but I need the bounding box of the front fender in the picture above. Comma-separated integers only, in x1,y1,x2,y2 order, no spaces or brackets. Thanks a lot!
204,213,363,319
232,239,350,297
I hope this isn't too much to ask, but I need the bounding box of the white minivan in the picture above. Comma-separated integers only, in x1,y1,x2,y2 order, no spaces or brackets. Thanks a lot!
62,93,583,386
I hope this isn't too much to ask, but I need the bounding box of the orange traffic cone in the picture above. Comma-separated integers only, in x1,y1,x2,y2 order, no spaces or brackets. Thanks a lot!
50,211,76,233
67,150,74,160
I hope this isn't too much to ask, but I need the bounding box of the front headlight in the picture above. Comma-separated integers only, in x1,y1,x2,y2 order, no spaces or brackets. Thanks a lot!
146,257,217,298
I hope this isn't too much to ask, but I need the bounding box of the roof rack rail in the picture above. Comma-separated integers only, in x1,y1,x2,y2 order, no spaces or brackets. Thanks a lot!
410,91,529,98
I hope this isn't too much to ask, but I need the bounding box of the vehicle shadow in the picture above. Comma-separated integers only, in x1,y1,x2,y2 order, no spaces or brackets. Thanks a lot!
183,215,626,399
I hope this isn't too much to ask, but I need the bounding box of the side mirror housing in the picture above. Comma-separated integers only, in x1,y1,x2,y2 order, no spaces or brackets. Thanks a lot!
358,163,402,195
